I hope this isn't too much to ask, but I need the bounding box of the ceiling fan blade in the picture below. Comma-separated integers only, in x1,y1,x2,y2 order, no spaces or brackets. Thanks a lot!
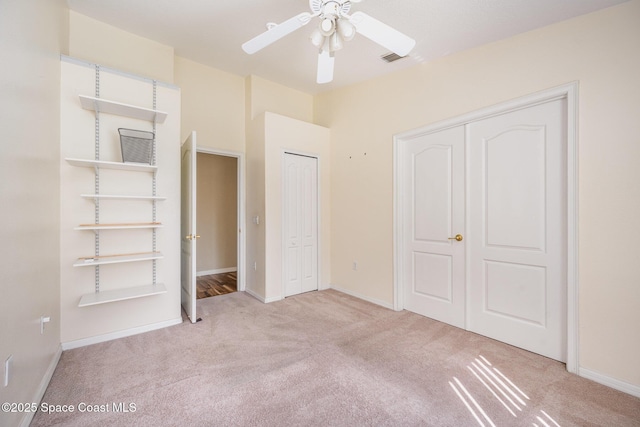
317,50,335,84
349,11,416,57
242,12,312,54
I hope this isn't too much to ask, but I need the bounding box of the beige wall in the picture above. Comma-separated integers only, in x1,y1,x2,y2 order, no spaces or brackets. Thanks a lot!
246,75,314,123
175,57,245,151
264,113,331,301
245,114,267,298
67,14,312,157
314,1,640,387
68,11,174,83
196,153,238,273
0,1,68,426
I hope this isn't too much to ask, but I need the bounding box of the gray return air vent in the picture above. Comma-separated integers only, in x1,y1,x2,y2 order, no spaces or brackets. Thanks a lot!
381,52,406,63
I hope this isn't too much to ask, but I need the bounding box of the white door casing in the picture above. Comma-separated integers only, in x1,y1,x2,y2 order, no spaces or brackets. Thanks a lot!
284,153,319,297
402,125,466,328
181,131,197,323
467,99,567,362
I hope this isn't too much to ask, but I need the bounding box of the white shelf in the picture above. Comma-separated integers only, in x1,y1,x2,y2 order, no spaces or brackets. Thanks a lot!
81,194,166,202
78,283,167,307
79,95,167,123
73,252,164,267
66,158,157,172
74,223,163,231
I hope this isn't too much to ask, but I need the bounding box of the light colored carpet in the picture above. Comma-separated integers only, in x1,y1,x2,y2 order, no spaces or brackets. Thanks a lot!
32,290,639,426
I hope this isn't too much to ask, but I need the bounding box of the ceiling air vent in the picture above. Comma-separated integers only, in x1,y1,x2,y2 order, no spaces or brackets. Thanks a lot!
381,52,406,63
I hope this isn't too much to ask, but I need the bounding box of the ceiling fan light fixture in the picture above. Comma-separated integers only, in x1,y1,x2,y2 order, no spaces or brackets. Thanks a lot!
337,19,356,41
319,18,335,36
310,28,325,48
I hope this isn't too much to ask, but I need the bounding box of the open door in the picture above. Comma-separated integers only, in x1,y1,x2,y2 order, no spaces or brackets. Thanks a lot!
181,131,197,323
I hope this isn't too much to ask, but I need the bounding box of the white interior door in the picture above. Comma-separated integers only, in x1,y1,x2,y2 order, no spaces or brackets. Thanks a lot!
401,98,567,362
402,126,466,328
284,153,318,297
181,131,197,323
468,99,567,362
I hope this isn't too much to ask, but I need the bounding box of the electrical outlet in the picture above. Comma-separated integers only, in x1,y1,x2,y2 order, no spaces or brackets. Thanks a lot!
4,355,12,387
353,261,358,271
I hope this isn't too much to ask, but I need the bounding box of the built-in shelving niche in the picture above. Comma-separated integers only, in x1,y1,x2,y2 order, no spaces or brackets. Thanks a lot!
68,93,168,307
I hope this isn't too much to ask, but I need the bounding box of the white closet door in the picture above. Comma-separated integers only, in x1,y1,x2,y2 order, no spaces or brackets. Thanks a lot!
402,126,466,328
284,153,318,297
468,99,567,362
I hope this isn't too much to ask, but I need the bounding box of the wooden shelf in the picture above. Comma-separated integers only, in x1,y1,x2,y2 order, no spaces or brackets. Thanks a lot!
75,222,162,231
78,283,167,307
81,194,166,202
66,158,157,172
74,252,163,267
79,95,167,123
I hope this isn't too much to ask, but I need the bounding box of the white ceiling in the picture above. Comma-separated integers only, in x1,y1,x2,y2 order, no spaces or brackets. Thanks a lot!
66,0,629,94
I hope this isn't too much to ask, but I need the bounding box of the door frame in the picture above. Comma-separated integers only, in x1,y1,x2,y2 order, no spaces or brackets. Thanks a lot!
281,150,321,300
197,147,246,292
392,82,579,373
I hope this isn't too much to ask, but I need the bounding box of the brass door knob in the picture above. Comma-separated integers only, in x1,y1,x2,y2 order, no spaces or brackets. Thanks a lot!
448,234,463,242
185,234,201,240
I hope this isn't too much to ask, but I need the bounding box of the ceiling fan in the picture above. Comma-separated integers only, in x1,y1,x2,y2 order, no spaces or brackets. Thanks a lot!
242,0,416,84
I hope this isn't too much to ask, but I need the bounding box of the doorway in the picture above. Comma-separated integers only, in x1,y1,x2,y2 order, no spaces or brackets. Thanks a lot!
394,84,578,371
195,149,245,300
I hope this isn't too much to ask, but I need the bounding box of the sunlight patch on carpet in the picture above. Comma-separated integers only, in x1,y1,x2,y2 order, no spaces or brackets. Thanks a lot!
450,377,496,427
451,355,563,426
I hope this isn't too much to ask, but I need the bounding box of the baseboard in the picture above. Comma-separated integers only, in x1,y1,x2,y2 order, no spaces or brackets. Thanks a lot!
244,288,265,303
19,345,62,427
579,367,640,398
196,267,237,276
61,317,183,350
244,289,282,304
329,284,395,310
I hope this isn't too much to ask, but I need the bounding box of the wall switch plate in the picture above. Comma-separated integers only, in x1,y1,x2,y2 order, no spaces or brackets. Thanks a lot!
4,355,12,387
353,261,358,271
40,316,51,334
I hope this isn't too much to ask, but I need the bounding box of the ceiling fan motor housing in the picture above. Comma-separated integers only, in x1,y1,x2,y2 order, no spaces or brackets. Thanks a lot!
309,0,351,17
